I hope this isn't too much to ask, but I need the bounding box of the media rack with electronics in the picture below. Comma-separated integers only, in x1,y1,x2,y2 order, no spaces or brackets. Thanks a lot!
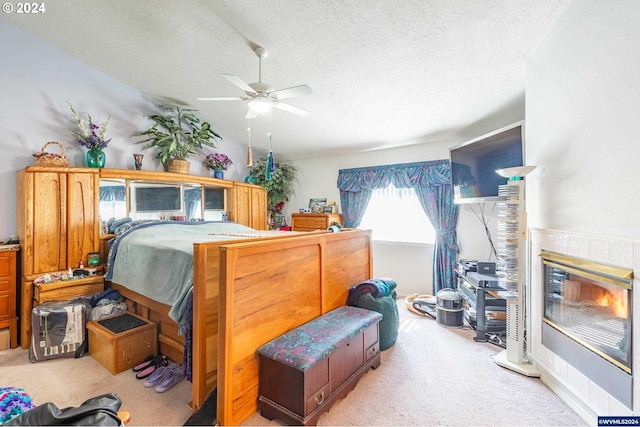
455,259,506,347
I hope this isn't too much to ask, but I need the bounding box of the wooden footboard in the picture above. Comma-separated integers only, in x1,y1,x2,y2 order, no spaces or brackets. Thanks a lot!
191,233,305,411
108,228,372,424
212,229,372,426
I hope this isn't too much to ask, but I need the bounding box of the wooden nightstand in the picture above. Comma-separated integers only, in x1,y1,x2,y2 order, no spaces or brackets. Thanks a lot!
0,248,19,349
291,213,343,232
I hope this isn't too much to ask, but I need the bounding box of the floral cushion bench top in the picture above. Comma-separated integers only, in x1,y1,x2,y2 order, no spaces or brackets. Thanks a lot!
257,306,382,371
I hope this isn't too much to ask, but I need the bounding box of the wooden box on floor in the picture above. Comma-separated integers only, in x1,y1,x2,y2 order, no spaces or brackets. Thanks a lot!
0,328,10,351
87,312,157,375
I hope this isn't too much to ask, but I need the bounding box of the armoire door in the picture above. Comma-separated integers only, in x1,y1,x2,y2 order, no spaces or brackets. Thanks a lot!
29,171,67,275
66,171,99,268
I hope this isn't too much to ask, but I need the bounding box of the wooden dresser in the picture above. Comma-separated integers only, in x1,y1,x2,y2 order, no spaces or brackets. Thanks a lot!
291,213,343,232
0,248,18,349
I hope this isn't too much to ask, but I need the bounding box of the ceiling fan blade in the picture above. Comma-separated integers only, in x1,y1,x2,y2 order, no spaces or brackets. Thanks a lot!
196,97,245,101
222,73,257,94
271,84,313,100
245,109,258,119
273,102,310,116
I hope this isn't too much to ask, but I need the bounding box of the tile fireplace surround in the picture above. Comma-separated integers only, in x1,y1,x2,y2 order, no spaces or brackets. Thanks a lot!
529,229,640,423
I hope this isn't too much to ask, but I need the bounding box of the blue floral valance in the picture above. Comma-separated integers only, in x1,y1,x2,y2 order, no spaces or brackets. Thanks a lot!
337,160,450,192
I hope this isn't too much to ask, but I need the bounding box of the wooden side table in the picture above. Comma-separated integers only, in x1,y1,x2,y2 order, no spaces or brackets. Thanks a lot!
0,248,19,349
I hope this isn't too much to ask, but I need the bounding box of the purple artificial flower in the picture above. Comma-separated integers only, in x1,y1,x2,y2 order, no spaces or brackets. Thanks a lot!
204,152,233,170
69,102,111,150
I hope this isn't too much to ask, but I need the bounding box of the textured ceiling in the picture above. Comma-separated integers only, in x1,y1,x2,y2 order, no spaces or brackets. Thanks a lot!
3,0,573,160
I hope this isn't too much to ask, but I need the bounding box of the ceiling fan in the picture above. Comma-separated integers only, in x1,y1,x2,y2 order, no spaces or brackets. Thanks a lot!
197,46,312,119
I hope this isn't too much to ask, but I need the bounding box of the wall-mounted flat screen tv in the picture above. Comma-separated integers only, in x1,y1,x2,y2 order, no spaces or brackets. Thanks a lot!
133,185,183,212
449,121,524,204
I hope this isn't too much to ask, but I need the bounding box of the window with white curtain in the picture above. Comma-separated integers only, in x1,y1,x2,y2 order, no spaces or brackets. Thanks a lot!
99,200,127,220
358,184,436,244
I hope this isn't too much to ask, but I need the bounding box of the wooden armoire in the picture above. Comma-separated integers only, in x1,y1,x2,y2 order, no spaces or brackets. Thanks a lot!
16,166,101,347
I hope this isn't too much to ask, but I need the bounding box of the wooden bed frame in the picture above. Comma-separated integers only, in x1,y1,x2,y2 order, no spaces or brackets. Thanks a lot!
109,228,372,426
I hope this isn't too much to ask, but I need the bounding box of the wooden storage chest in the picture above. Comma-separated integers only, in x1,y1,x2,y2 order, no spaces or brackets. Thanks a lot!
87,311,157,375
258,306,382,426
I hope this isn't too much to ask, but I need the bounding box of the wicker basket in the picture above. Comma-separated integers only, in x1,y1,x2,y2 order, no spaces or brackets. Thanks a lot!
167,159,190,174
34,142,69,167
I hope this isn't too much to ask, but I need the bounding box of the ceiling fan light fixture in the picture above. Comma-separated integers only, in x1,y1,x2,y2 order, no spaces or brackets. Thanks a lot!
248,98,272,114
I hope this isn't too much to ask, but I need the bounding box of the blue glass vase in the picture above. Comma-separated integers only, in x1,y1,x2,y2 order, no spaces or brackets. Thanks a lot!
213,169,224,179
86,147,105,168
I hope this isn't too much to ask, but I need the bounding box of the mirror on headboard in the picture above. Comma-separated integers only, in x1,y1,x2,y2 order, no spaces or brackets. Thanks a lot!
99,178,127,221
99,177,228,225
203,187,225,221
129,181,192,220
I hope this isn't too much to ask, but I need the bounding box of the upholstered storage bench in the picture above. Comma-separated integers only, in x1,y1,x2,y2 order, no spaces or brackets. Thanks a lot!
257,306,383,426
86,311,157,375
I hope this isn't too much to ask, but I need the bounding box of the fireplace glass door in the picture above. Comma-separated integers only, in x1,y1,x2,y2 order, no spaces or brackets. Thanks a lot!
542,252,632,373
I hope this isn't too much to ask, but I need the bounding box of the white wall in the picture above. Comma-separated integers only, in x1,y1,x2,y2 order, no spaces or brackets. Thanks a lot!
0,19,249,240
526,0,640,236
525,1,640,419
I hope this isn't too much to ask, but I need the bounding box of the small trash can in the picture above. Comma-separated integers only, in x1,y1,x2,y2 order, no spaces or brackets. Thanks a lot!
436,288,463,328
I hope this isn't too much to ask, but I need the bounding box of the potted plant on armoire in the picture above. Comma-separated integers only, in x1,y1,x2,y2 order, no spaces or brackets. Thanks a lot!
138,104,222,174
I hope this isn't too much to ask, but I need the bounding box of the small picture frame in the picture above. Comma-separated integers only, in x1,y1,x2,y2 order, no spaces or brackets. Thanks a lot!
323,206,335,214
308,198,327,214
274,213,286,227
87,252,100,266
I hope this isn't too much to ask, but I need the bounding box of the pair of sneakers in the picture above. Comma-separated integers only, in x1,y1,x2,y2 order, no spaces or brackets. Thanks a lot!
143,362,185,392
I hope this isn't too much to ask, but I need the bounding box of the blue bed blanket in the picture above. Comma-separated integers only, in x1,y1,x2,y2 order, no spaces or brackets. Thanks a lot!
105,221,265,331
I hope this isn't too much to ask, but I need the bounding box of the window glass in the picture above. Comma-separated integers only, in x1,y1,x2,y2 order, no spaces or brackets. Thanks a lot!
99,200,126,220
359,184,436,244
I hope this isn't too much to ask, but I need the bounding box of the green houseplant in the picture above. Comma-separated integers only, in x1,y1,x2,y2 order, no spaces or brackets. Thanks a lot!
249,157,297,226
139,104,222,173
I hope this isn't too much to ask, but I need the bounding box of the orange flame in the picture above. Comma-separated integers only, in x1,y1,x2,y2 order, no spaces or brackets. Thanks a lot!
596,292,627,318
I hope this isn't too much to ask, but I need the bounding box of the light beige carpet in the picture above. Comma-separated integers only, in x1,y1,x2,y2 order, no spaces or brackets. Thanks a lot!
0,346,192,426
242,299,587,426
0,300,586,426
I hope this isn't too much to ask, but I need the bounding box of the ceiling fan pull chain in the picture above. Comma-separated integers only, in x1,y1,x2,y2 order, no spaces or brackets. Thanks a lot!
246,122,253,167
